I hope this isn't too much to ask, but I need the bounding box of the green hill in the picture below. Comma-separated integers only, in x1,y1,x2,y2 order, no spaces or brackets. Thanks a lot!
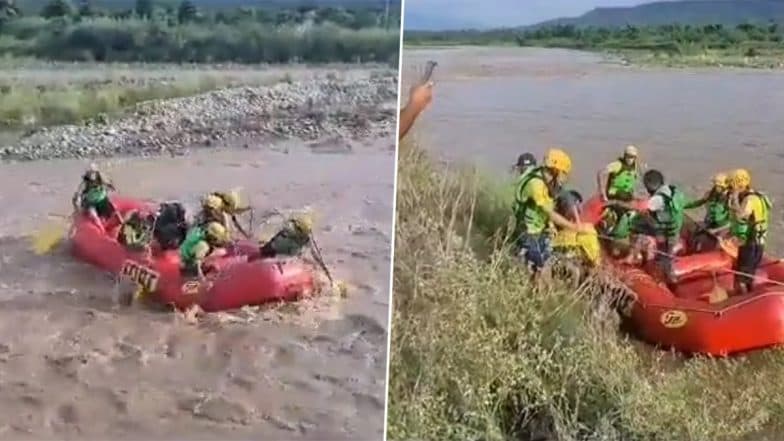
531,0,784,28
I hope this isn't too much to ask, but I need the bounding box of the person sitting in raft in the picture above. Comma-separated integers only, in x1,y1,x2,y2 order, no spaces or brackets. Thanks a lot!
684,172,732,252
179,221,231,279
597,145,641,202
117,210,153,253
611,169,687,282
552,190,602,268
512,152,537,176
598,204,640,263
513,148,593,273
257,213,314,259
726,168,772,295
72,164,120,233
152,201,189,250
194,191,252,239
556,189,583,223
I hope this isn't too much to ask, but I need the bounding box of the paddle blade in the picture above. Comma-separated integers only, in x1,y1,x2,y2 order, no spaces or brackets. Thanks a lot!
31,221,67,255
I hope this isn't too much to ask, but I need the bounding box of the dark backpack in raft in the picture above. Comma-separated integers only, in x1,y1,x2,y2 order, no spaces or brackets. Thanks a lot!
154,202,188,250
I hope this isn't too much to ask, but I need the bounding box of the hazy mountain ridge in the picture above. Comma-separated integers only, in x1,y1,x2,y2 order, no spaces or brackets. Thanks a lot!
530,0,784,28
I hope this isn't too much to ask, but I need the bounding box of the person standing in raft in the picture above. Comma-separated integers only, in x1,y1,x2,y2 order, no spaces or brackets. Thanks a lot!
684,172,732,252
180,221,231,279
194,191,252,239
597,145,641,202
513,148,593,273
71,163,121,233
611,169,686,282
726,169,772,295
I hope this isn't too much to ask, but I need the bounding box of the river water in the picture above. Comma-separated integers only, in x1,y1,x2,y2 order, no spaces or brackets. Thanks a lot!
0,137,393,438
404,46,784,252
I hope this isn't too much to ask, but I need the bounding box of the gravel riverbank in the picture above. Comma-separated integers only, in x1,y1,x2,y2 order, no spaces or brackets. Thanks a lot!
1,69,398,161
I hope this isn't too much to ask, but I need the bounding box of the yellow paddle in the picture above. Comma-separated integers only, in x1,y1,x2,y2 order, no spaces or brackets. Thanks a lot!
31,214,72,255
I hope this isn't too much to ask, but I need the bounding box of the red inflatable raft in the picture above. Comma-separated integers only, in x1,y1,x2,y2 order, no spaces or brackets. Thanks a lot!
582,195,784,356
69,196,316,312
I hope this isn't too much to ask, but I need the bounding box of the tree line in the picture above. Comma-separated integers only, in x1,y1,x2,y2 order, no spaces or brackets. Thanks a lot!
406,22,784,56
0,0,400,63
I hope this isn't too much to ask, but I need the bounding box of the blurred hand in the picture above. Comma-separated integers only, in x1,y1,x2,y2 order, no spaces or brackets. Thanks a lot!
408,81,433,113
575,222,595,234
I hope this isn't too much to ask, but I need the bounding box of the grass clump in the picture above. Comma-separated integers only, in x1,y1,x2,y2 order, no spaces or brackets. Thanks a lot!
387,140,784,441
0,74,222,128
0,64,302,128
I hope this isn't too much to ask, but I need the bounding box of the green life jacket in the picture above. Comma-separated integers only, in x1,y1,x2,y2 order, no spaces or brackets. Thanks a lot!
84,184,108,205
179,226,206,265
513,166,553,235
261,222,312,257
607,159,637,197
602,208,637,240
651,185,686,239
730,190,771,243
705,189,731,228
121,223,147,247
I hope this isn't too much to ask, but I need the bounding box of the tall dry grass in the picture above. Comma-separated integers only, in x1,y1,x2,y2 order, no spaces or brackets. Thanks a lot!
387,139,784,441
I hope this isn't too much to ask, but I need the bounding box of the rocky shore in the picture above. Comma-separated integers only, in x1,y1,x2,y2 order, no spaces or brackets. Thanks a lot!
0,69,398,161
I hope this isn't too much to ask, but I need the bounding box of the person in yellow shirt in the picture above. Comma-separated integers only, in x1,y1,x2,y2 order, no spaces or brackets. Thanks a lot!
552,190,602,268
727,169,772,295
597,145,640,202
513,148,592,272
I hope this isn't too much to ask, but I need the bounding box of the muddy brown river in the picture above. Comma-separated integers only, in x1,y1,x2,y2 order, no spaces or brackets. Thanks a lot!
0,137,393,438
404,46,784,252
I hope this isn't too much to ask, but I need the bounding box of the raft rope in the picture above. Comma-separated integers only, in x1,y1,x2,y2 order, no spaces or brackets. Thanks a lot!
593,232,784,289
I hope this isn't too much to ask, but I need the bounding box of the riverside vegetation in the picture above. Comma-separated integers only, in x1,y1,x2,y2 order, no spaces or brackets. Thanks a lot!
387,140,784,441
406,22,784,68
0,0,399,130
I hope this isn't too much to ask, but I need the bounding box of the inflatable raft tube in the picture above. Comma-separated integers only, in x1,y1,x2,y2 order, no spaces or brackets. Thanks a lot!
68,195,316,312
582,195,784,356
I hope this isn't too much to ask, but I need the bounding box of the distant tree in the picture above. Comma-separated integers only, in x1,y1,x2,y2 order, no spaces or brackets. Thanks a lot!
135,0,153,19
177,0,197,23
41,0,74,18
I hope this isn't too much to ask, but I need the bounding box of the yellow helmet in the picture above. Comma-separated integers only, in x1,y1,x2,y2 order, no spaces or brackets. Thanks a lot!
624,145,639,157
712,172,728,189
543,148,572,175
205,221,229,243
221,190,241,211
291,213,314,234
203,194,224,211
730,169,751,189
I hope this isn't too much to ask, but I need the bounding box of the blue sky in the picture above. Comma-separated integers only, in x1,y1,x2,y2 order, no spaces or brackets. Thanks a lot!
404,0,666,29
